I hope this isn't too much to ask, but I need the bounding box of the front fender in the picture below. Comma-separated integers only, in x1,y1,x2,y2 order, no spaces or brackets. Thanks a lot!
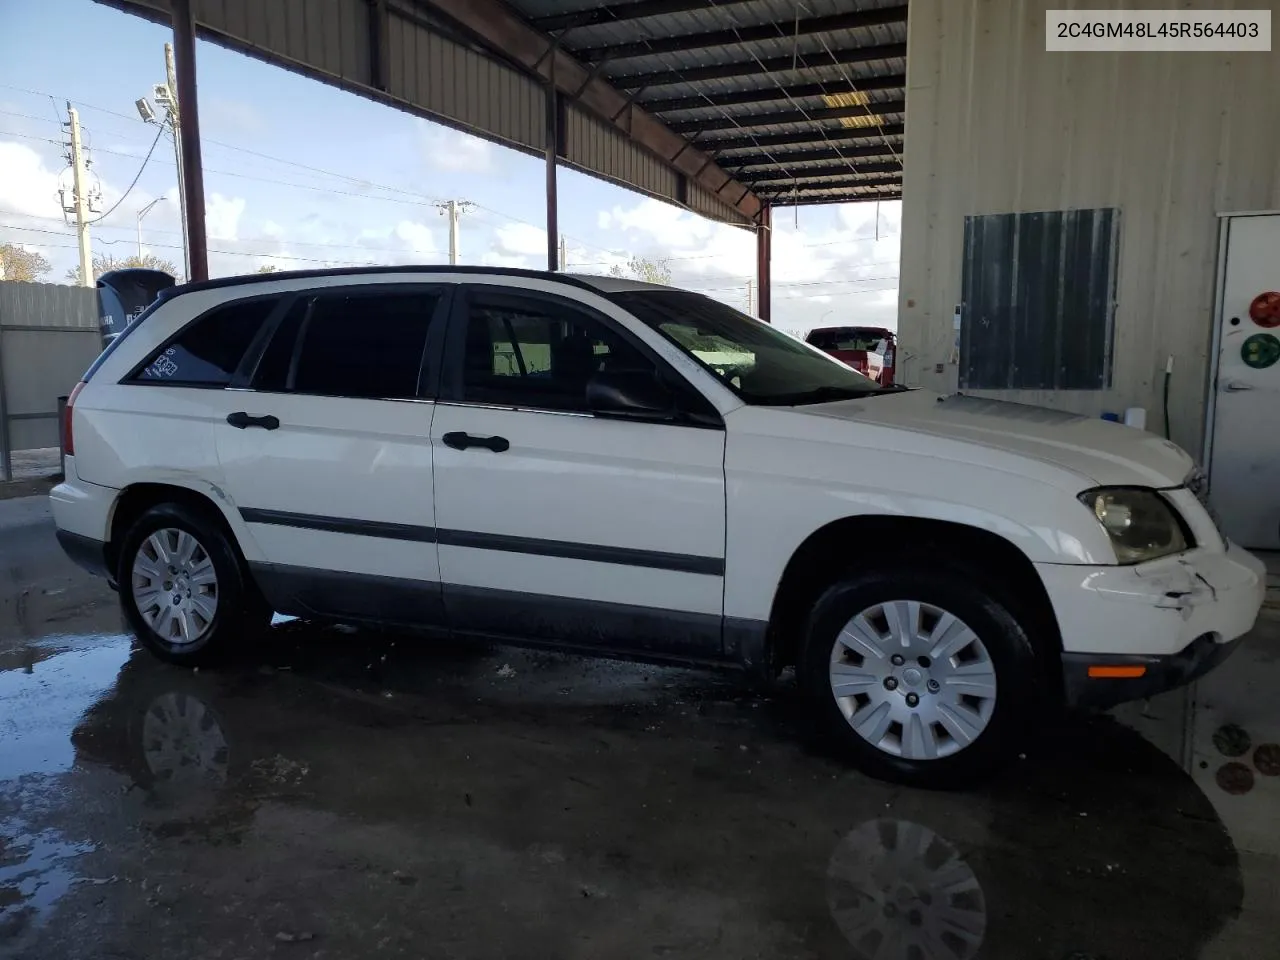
723,441,1113,624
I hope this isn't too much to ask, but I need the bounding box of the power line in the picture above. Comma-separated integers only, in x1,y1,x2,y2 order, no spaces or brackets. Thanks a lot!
88,123,165,223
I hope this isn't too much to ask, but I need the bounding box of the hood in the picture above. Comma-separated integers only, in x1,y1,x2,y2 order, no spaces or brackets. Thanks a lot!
804,391,1194,488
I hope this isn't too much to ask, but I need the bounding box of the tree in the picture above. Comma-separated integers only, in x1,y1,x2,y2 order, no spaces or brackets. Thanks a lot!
609,254,671,285
255,264,281,273
65,252,179,283
0,243,52,282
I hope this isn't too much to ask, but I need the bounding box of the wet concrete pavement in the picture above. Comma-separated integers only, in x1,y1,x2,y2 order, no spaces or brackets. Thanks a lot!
1,496,1277,959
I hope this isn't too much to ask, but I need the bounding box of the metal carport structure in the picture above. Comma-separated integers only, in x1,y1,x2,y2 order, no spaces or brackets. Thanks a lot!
99,0,908,323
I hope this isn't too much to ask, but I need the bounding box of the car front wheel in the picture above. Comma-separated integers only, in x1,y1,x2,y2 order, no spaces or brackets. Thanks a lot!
800,566,1040,788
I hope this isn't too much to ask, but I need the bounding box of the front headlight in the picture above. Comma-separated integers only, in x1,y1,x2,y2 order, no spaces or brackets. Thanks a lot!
1078,488,1189,564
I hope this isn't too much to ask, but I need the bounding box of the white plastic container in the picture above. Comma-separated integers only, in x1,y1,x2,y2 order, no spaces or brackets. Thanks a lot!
1123,406,1147,430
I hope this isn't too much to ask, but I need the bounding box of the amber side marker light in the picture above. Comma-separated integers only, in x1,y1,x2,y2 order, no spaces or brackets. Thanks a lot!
1087,665,1148,679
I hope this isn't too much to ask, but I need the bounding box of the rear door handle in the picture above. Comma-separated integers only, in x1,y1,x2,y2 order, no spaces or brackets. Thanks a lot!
1223,382,1254,392
226,411,280,430
442,431,509,453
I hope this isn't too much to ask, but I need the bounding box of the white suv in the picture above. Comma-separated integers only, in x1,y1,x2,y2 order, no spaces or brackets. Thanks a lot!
51,267,1265,786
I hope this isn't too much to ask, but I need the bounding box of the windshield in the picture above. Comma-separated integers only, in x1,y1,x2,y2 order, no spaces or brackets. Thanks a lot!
609,289,886,405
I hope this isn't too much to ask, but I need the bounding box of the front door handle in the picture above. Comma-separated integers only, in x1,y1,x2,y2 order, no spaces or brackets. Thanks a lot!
1223,381,1254,392
442,431,509,453
226,411,280,430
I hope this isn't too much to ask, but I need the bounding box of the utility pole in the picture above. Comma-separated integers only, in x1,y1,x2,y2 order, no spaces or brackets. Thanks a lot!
746,278,754,316
434,200,473,265
61,104,97,288
559,235,567,272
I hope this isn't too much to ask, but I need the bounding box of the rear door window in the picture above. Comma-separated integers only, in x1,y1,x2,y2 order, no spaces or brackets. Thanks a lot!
133,297,279,386
252,289,443,400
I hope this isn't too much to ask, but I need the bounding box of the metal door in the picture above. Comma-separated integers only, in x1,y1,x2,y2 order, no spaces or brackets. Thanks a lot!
1209,214,1280,549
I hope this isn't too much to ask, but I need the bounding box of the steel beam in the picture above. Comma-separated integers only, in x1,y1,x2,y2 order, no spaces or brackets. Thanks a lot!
729,143,900,170
781,194,903,206
700,123,904,154
640,74,905,114
756,203,772,324
170,0,208,282
416,0,761,220
532,0,754,32
750,173,902,190
757,184,901,200
571,7,909,61
743,162,902,182
670,99,906,134
612,43,907,89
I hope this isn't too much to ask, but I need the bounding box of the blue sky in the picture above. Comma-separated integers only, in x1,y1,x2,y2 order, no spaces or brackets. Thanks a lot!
0,0,901,334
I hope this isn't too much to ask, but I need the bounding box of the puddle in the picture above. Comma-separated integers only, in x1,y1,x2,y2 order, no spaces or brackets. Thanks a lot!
0,817,95,940
0,638,132,781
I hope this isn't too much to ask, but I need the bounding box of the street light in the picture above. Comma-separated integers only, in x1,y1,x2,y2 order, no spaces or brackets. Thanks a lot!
136,197,163,258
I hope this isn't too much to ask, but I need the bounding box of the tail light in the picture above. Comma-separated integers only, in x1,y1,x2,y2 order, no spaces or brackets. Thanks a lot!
63,381,86,457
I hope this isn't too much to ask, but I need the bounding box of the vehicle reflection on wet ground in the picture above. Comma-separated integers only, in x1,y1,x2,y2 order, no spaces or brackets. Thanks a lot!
0,499,1271,959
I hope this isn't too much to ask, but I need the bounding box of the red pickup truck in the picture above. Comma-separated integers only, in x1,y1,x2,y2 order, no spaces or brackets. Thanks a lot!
805,326,897,386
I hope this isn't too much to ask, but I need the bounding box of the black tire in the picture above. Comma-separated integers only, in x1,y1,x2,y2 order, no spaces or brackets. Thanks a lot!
799,565,1041,789
116,502,268,666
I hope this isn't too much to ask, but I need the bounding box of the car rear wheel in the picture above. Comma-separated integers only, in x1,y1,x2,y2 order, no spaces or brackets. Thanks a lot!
118,502,268,665
800,566,1040,788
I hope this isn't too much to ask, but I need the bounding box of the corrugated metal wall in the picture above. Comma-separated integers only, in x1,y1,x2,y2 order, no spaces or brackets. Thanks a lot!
897,0,1280,455
0,283,103,473
562,105,680,214
108,0,750,226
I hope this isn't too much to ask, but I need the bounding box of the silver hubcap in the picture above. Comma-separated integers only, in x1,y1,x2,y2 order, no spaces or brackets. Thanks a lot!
131,528,218,645
829,600,997,760
142,692,230,786
827,819,986,959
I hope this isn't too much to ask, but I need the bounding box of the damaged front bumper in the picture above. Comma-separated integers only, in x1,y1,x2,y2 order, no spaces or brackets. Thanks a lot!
1061,632,1244,711
1037,543,1266,710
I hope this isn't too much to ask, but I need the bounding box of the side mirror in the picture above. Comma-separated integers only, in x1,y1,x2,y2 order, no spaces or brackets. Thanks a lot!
586,370,674,420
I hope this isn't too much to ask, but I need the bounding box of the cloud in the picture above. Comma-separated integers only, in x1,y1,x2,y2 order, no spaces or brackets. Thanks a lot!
480,250,533,269
206,193,246,241
597,197,714,247
391,220,436,258
477,221,550,269
587,194,904,332
493,222,546,257
0,142,63,220
419,122,499,174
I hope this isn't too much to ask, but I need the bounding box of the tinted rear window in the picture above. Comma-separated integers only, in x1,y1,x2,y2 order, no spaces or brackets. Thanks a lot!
133,297,280,386
288,291,441,400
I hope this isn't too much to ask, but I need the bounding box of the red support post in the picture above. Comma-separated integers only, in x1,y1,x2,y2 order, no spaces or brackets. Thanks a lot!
171,0,208,282
756,202,772,323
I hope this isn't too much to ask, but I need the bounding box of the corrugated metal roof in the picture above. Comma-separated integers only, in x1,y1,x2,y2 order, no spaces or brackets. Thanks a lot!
502,0,908,205
104,0,906,215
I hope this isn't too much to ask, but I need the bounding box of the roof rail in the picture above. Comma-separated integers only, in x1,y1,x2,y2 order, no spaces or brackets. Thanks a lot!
158,264,598,301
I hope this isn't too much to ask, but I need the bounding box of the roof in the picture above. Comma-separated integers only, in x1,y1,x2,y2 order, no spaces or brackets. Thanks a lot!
151,265,695,301
499,0,907,208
